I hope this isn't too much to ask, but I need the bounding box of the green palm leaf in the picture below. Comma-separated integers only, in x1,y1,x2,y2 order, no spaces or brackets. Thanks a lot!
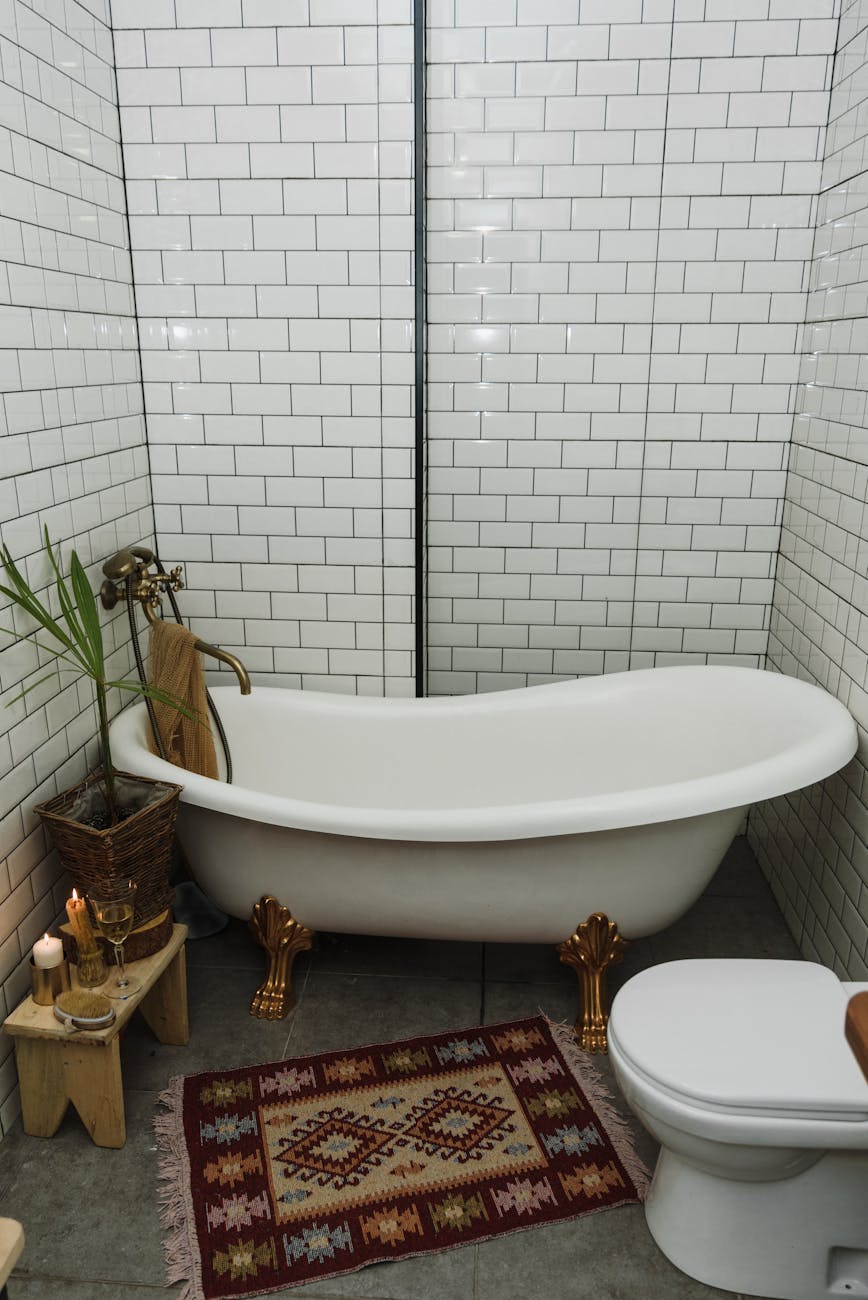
4,669,71,707
43,526,96,674
69,548,104,679
110,676,198,721
0,625,85,673
0,532,210,823
0,566,83,665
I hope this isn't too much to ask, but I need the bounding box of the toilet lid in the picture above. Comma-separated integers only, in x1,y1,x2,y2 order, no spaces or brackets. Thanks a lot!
609,959,868,1121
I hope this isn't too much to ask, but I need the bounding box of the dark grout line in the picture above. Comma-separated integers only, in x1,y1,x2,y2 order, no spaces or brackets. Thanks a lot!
300,967,489,984
280,959,312,1057
479,943,487,1024
11,1270,170,1291
185,960,262,972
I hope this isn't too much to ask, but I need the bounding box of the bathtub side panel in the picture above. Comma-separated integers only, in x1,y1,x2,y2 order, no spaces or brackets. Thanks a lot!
178,804,746,943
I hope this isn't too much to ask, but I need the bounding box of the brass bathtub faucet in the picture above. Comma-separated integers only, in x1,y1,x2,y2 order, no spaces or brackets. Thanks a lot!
100,547,251,695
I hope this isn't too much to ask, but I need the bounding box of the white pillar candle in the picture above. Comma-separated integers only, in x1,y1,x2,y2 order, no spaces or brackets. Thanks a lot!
32,933,64,969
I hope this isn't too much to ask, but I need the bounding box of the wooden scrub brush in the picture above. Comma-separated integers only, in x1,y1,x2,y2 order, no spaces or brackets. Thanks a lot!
54,989,114,1024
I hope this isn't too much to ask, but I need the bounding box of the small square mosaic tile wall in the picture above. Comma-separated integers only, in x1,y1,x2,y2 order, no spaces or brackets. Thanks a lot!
112,0,417,699
750,0,868,981
0,0,152,1131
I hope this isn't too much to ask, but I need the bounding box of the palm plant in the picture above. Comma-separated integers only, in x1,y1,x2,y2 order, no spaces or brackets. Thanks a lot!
0,527,187,825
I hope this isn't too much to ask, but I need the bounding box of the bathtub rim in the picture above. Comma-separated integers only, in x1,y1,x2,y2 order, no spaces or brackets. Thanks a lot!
108,666,858,844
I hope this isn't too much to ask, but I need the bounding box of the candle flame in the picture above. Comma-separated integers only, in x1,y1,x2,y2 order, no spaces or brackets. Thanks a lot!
42,933,49,943
71,888,78,901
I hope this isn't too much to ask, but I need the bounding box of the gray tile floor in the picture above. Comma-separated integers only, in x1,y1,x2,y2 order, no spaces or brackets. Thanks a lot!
0,836,799,1300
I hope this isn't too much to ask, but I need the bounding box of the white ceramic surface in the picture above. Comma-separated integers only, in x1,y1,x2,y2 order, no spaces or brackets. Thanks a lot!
609,963,868,1300
110,666,857,939
610,959,868,1119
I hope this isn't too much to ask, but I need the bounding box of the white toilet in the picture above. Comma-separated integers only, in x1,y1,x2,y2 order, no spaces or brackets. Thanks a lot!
607,959,868,1300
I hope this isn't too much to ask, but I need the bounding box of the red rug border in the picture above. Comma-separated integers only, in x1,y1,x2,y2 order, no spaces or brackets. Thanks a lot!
155,1015,650,1300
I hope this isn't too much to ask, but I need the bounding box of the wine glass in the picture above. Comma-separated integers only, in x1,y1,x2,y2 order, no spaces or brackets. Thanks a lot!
90,881,139,998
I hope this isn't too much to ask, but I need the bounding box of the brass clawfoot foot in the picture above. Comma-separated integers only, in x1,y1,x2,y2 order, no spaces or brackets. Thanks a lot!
248,896,314,1020
556,913,628,1054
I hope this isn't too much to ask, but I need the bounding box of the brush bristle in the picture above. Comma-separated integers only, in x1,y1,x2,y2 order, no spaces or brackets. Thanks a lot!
55,990,112,1019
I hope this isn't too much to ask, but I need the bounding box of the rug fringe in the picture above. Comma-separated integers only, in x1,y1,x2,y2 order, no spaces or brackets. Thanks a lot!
154,1075,204,1300
546,1017,651,1201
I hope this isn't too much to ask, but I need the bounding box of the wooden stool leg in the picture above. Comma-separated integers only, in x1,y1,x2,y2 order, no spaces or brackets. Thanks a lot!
139,946,189,1045
64,1038,125,1148
14,1039,68,1138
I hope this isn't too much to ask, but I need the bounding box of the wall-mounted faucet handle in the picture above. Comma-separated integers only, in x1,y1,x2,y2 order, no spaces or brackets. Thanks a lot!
135,573,163,606
99,578,122,610
167,565,184,591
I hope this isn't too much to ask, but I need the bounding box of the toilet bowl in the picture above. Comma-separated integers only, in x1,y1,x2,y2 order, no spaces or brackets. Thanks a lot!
608,959,868,1300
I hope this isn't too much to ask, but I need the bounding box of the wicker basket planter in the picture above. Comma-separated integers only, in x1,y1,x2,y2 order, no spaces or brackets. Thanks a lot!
36,769,182,926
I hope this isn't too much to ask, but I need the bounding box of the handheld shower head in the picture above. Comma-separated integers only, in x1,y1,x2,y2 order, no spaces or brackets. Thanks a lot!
102,549,138,581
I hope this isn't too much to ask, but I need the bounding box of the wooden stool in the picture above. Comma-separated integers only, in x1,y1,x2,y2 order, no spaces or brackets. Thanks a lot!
0,1218,23,1300
3,924,188,1149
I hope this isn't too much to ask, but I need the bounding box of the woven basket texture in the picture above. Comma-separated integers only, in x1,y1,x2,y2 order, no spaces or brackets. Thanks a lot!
36,769,181,925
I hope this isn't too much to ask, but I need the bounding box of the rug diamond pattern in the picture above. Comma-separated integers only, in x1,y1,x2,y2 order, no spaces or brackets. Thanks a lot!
261,1064,543,1223
404,1093,514,1155
275,1114,396,1182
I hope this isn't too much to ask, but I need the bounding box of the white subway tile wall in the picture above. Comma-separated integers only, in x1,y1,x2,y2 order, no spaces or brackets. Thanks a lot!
750,0,868,981
114,0,416,697
0,0,151,1131
425,0,836,694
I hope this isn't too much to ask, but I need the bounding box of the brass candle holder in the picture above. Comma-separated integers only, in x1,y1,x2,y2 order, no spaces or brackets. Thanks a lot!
30,957,70,1006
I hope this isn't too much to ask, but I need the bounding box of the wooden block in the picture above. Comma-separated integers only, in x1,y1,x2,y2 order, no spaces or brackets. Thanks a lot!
0,1219,23,1288
60,908,173,966
845,991,868,1084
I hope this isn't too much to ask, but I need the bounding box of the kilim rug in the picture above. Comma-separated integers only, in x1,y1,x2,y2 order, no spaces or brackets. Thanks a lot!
155,1016,649,1300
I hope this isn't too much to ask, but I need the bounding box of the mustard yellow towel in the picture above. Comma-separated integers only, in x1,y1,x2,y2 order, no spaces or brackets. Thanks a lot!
148,619,219,779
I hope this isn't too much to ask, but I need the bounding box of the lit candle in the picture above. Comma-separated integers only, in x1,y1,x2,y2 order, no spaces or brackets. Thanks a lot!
65,888,95,950
33,932,64,969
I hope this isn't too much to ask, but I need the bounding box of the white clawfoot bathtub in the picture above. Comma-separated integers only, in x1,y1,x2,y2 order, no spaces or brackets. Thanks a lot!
110,666,856,945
